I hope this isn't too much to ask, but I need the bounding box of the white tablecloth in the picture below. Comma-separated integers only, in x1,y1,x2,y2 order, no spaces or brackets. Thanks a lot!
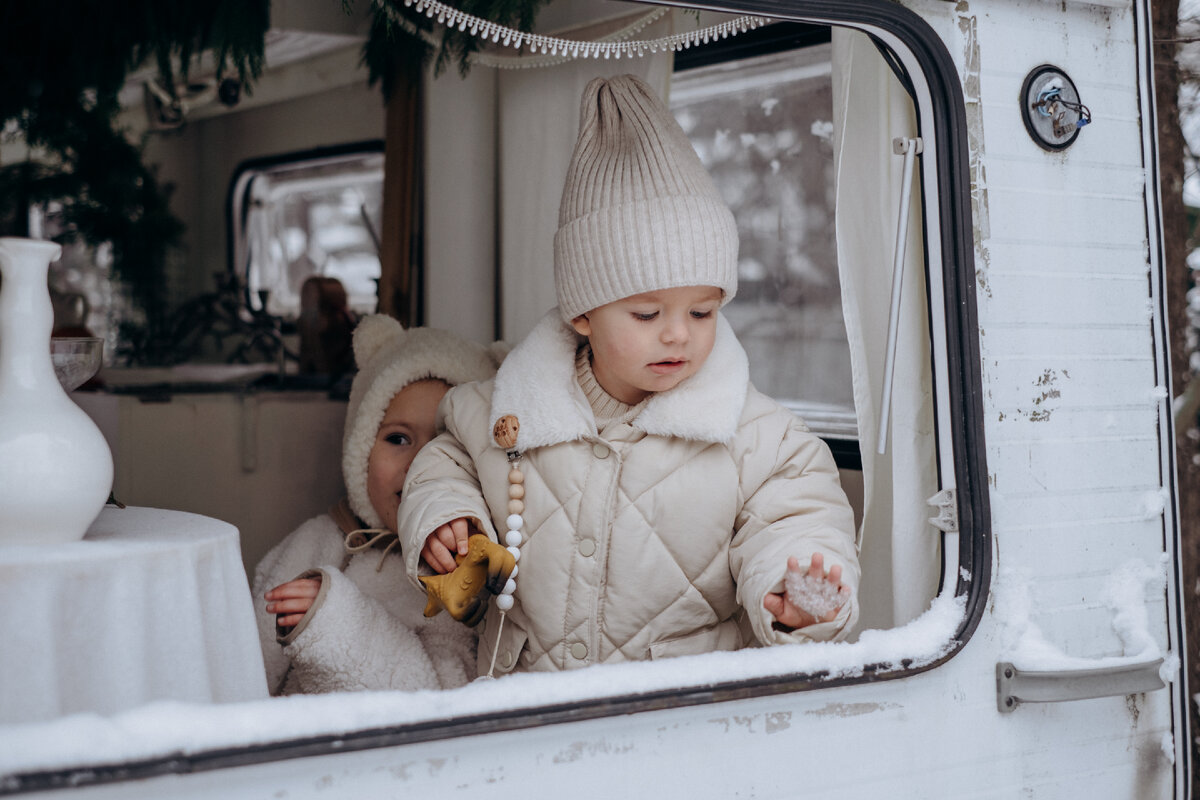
0,506,268,723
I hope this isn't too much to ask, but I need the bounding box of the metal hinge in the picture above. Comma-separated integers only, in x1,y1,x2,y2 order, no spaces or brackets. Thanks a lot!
926,488,957,533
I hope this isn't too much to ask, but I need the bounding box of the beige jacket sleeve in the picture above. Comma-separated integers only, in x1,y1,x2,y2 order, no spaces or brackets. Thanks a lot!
398,382,498,591
729,393,861,646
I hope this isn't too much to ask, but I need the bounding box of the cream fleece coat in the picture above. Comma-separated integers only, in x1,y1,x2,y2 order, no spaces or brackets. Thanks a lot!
252,513,476,695
398,310,859,675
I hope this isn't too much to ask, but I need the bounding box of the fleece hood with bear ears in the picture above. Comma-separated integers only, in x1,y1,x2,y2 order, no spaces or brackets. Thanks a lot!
343,315,505,529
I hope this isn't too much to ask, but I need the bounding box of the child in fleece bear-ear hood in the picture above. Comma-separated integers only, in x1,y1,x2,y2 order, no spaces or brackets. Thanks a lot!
252,314,504,695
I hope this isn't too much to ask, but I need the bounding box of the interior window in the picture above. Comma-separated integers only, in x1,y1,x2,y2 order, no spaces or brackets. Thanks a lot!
229,143,385,319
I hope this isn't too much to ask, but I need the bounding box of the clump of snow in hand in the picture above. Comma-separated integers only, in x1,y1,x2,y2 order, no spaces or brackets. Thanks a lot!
784,569,844,619
0,594,967,778
996,562,1164,671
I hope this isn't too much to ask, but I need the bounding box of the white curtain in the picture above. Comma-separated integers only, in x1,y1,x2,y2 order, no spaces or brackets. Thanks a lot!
831,29,939,631
497,11,675,341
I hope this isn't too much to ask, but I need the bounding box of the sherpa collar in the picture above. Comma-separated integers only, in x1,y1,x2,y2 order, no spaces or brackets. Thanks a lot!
489,308,749,450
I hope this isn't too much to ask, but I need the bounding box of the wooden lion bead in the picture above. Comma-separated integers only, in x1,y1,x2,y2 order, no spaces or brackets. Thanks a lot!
493,415,520,449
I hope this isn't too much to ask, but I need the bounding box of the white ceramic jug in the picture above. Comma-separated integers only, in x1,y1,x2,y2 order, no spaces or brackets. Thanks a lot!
0,237,113,543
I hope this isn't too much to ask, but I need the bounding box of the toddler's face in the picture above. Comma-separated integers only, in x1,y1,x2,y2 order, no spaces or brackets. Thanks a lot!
571,285,722,405
367,379,450,531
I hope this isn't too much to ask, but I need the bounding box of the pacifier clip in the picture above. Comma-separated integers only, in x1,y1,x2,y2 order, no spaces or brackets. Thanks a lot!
485,414,524,678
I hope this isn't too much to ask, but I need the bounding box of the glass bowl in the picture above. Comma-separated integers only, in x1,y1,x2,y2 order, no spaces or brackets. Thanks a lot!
51,337,104,391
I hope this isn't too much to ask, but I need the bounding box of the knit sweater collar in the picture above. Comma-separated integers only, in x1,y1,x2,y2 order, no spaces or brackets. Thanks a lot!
489,308,749,451
574,344,648,429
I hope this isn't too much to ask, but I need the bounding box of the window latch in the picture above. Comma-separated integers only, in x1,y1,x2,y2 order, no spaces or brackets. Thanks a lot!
876,136,925,455
926,487,957,533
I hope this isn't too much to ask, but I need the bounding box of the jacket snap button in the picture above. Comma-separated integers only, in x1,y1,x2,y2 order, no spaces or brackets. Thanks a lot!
591,443,609,458
578,538,596,557
499,651,513,668
570,642,588,660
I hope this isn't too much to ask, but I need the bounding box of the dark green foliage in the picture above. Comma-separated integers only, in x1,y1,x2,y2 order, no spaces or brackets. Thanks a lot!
0,1,268,116
0,0,544,337
0,0,269,324
356,0,552,98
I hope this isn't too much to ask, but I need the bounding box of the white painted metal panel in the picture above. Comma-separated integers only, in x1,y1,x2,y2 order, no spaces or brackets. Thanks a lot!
22,639,1174,800
964,0,1183,789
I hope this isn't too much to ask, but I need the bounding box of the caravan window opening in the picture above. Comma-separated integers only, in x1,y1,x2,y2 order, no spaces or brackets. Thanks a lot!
6,2,990,791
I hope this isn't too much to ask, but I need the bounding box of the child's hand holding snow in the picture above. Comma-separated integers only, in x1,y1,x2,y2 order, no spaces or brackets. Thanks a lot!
763,553,850,631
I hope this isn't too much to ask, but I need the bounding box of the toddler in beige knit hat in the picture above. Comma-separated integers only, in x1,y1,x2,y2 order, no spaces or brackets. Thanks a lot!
553,74,742,407
402,75,859,676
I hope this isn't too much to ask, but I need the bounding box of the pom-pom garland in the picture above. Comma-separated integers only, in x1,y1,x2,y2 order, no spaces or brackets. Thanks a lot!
372,0,774,70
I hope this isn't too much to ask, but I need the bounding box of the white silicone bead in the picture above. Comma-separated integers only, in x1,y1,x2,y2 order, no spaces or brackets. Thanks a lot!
507,545,521,562
505,530,523,547
506,513,524,531
509,564,518,579
502,578,517,595
496,594,514,611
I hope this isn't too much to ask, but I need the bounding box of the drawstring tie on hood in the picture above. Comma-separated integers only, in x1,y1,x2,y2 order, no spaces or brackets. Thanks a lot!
343,527,399,572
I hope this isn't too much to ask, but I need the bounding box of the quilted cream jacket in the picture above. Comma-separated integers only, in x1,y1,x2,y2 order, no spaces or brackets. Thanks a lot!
399,311,859,675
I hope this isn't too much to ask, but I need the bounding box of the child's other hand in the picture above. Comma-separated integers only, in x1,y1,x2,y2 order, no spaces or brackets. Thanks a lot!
265,577,322,629
422,517,475,574
763,553,850,631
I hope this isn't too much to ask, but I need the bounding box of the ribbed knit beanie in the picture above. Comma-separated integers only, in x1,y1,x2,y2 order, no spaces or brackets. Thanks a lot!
343,315,504,529
554,73,739,322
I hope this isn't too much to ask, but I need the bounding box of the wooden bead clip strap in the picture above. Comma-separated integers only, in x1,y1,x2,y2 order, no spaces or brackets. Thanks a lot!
486,414,523,678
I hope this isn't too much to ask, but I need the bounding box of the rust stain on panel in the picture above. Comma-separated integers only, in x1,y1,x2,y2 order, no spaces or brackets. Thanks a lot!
804,701,900,719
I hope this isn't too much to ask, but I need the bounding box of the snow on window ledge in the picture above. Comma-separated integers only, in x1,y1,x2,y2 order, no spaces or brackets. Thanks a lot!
0,593,965,778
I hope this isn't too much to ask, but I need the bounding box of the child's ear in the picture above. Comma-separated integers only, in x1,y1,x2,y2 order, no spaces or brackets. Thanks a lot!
570,314,592,337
